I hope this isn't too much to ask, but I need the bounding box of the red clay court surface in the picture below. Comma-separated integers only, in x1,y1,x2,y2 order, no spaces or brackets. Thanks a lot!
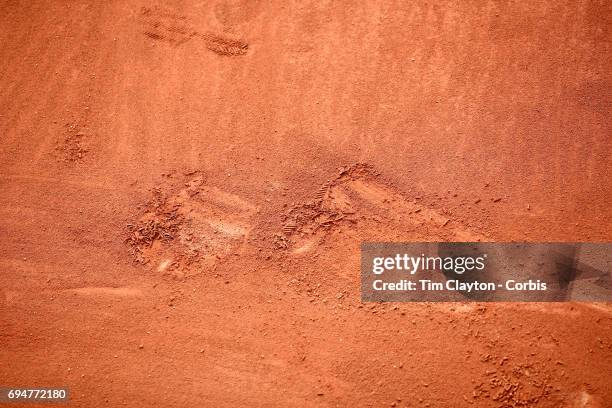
0,1,611,407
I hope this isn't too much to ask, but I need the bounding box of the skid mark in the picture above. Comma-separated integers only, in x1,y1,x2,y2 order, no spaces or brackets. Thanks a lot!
3,288,143,305
205,219,248,237
345,178,484,241
138,6,248,55
139,6,196,46
126,172,257,277
0,174,133,193
291,236,320,256
201,186,258,212
67,287,144,297
277,164,485,253
199,32,249,56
